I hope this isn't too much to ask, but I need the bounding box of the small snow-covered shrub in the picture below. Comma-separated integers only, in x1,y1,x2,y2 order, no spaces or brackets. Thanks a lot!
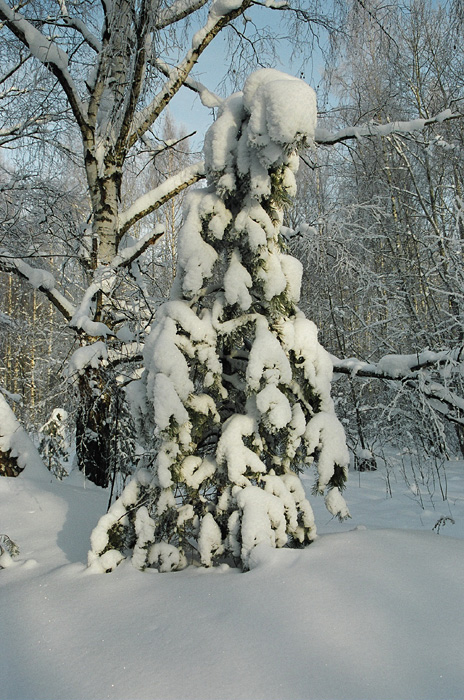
39,408,71,479
0,534,19,569
0,392,48,478
89,70,350,573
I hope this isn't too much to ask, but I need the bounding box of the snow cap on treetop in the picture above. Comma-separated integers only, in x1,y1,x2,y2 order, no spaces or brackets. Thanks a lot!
204,69,317,181
243,69,317,147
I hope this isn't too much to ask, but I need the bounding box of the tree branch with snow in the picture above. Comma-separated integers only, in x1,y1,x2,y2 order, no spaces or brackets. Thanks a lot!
118,162,206,239
56,0,102,53
129,0,253,146
315,110,463,146
332,349,464,425
0,0,89,135
0,251,76,321
155,0,210,29
153,58,224,109
332,348,464,380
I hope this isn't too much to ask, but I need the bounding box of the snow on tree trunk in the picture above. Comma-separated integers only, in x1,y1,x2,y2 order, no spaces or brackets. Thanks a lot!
88,69,350,573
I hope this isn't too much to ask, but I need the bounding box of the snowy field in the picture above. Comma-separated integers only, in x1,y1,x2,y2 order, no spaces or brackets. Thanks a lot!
1,457,464,700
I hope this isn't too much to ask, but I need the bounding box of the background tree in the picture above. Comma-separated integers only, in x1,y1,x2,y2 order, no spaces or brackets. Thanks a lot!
291,0,464,468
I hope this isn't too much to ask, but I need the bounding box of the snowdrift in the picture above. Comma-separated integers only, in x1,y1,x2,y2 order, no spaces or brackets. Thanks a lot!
1,461,463,699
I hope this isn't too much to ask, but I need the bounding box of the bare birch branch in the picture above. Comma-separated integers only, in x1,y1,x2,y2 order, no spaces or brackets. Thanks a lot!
129,0,252,145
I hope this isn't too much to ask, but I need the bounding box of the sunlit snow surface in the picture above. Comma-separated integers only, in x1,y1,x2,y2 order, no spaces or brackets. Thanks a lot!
1,458,463,700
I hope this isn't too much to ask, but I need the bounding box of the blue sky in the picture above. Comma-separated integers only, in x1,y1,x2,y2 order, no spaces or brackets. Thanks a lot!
167,5,328,150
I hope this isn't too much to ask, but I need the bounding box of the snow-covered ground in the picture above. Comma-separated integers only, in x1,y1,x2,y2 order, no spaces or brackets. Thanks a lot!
1,457,463,700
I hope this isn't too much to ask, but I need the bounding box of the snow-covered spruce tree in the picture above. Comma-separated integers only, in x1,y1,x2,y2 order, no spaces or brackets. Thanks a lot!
89,69,350,573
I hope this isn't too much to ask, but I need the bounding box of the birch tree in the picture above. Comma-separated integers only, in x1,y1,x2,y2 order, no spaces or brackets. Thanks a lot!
0,0,335,486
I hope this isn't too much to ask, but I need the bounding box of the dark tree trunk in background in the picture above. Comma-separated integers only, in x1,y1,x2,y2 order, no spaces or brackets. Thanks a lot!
76,368,115,488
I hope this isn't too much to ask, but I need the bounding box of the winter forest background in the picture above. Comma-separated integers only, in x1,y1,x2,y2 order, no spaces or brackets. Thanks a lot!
2,0,464,485
1,0,464,696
